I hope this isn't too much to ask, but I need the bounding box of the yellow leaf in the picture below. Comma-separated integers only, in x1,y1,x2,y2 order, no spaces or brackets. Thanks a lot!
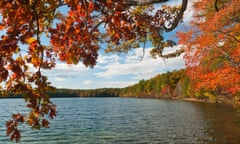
26,37,37,44
236,35,240,41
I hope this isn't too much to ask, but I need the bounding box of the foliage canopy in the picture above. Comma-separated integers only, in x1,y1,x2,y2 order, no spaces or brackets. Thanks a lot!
178,0,240,95
0,0,187,142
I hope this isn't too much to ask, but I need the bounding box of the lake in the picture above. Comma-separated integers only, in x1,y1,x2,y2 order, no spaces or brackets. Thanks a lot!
1,98,240,144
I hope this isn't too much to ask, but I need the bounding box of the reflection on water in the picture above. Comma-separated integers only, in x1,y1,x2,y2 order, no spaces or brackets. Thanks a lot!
195,103,240,144
0,98,240,144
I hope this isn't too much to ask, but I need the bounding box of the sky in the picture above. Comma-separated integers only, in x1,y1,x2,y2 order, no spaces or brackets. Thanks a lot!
43,0,195,89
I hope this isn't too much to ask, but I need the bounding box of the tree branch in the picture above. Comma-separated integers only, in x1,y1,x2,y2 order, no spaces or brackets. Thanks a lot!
219,49,240,71
123,0,169,6
218,30,240,43
215,0,219,11
140,34,147,61
164,0,188,32
160,48,184,58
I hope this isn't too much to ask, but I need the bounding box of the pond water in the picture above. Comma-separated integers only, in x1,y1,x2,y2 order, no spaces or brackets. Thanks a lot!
0,98,240,144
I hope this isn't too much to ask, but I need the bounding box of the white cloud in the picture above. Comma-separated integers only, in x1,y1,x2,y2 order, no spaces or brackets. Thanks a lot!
40,62,91,87
53,77,66,82
182,0,195,23
98,81,136,88
97,54,120,65
84,80,93,85
53,63,87,73
95,47,185,80
43,62,88,77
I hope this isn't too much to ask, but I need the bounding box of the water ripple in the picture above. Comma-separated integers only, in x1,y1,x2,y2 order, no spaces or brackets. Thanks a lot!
0,98,240,144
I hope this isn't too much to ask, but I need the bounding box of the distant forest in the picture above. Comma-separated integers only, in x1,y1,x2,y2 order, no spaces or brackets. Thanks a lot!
47,69,187,99
1,69,239,105
49,69,239,104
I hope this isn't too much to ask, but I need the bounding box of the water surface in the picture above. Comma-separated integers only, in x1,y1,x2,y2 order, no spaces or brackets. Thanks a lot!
0,98,240,143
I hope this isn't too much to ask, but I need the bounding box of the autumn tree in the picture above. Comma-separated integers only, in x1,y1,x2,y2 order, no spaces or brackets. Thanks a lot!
0,0,188,142
178,0,240,98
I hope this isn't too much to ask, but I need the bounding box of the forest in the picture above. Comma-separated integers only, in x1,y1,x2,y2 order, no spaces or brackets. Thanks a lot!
2,68,233,105
43,69,239,105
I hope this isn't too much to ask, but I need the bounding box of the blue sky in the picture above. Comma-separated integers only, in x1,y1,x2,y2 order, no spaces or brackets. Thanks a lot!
43,46,185,89
41,0,195,89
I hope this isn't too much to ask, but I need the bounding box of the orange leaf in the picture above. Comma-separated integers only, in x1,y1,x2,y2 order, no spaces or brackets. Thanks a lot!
25,37,37,44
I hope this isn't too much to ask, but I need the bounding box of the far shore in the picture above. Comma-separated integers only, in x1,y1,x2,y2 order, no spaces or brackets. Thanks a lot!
180,97,207,102
1,95,239,106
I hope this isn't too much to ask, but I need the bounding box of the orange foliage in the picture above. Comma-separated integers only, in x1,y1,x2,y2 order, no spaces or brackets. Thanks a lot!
178,0,240,96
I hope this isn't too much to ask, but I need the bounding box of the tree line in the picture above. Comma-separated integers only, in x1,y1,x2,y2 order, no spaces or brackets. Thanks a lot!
38,69,238,105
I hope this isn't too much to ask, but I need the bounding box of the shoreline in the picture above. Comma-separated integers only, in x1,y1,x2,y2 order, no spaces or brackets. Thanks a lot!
1,95,239,107
179,97,208,103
